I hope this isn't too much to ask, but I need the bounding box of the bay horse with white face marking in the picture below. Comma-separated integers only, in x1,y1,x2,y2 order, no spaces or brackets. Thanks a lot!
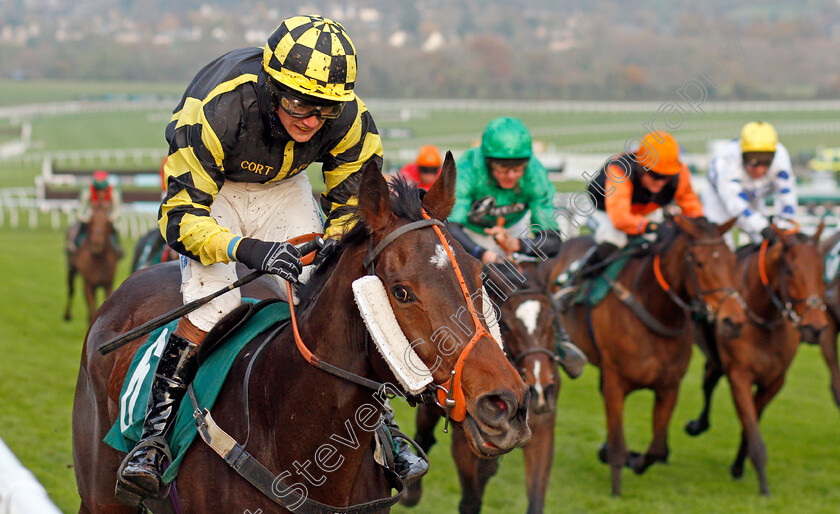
401,262,560,513
540,216,745,496
685,224,828,495
64,201,119,323
72,157,531,513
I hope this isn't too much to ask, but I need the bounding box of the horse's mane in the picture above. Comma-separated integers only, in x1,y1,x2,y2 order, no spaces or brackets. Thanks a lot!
296,177,426,306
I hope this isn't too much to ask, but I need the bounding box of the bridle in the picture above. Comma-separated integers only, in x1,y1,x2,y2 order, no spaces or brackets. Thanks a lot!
191,212,505,514
653,235,744,324
288,211,498,429
742,237,827,328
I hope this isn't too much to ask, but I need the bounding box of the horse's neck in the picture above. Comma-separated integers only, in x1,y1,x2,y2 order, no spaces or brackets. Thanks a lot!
256,250,388,501
741,245,781,316
634,238,689,314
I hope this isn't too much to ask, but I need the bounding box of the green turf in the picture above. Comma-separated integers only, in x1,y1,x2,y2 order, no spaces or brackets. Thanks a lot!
1,226,840,512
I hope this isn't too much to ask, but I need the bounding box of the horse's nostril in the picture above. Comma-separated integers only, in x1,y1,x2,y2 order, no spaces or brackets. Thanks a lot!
490,395,508,413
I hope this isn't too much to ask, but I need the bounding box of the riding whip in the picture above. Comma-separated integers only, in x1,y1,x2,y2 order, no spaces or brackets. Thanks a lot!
97,237,323,356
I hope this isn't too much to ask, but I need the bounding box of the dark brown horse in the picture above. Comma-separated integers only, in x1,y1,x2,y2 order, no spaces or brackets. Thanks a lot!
540,216,745,496
686,224,828,495
401,263,560,513
73,158,532,513
65,202,120,323
818,230,840,408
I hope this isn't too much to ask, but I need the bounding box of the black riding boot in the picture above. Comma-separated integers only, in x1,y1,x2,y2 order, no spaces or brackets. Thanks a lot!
380,403,429,485
555,321,587,379
116,332,199,503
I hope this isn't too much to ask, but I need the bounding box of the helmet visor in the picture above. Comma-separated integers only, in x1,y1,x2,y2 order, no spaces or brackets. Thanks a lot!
279,93,343,120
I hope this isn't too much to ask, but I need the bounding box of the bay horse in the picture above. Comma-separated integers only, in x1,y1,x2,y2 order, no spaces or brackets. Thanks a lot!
401,262,560,513
539,216,745,496
818,230,840,409
685,224,828,495
72,158,532,513
64,201,120,323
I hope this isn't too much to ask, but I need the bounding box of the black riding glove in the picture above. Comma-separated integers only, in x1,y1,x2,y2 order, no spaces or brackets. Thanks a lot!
645,222,671,241
760,226,777,243
235,238,302,282
313,237,339,268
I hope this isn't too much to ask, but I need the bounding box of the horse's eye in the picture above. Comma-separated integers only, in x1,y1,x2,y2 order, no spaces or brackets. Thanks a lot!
392,285,414,303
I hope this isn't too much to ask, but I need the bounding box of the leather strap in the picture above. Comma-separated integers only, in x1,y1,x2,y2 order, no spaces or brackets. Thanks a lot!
189,387,406,514
363,219,444,269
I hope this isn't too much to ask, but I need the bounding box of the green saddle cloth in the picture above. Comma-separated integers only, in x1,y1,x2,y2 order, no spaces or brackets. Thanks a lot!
103,298,291,483
569,240,647,307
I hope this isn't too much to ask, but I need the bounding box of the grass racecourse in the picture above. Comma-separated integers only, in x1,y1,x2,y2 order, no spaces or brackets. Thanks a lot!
2,226,840,513
2,81,840,512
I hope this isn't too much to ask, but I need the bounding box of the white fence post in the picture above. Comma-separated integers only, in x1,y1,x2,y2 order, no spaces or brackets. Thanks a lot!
0,437,62,514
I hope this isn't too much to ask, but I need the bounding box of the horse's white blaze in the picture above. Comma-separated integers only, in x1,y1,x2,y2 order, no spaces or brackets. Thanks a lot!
532,360,545,408
515,300,541,335
429,243,451,269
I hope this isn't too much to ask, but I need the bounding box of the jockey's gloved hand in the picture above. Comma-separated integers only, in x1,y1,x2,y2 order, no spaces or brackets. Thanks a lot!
760,226,778,243
646,222,672,241
313,237,339,268
235,238,302,282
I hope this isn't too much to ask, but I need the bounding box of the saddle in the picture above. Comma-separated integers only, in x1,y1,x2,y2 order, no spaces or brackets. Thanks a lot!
104,298,291,483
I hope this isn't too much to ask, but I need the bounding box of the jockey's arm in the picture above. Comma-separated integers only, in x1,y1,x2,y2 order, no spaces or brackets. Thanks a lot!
77,187,92,223
109,189,122,222
673,167,704,217
709,156,768,236
449,222,490,261
772,146,798,222
604,167,649,235
319,100,383,239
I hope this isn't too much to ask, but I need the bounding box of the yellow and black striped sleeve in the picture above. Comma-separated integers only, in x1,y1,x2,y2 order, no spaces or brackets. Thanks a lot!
158,76,255,266
319,98,383,238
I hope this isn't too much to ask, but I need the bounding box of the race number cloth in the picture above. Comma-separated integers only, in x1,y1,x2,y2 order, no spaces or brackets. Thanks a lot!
103,298,290,483
826,237,840,283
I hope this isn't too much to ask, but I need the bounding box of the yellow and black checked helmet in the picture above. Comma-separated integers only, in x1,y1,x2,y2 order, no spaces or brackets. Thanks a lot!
263,15,356,102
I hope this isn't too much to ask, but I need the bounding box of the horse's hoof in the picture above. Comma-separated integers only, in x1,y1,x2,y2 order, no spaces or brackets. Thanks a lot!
685,418,709,436
730,464,744,479
627,451,646,475
597,443,608,464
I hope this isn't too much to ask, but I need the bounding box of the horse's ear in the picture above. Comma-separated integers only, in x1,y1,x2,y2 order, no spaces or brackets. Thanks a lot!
814,219,826,243
717,217,738,236
672,214,699,238
770,223,786,240
357,160,393,233
421,151,456,221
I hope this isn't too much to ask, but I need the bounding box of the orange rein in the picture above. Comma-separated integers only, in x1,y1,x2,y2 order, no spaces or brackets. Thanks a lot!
284,214,492,424
653,254,671,292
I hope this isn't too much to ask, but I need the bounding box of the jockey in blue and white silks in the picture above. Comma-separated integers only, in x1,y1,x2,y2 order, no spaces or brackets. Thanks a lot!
702,122,797,247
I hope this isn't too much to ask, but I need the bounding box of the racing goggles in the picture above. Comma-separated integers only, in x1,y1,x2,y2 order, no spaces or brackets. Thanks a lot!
744,157,773,168
645,169,676,182
279,94,344,120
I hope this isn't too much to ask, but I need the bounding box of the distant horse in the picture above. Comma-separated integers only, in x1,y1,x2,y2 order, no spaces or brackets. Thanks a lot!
402,263,560,513
73,158,532,513
64,202,119,323
540,216,745,496
818,230,840,409
130,227,179,272
686,224,828,495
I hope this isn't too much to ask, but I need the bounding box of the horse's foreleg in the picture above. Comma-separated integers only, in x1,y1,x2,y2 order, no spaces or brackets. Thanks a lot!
630,386,677,475
400,404,441,507
452,426,495,514
84,283,97,324
599,372,627,496
819,316,840,409
745,377,785,496
64,265,76,321
522,415,555,514
727,371,769,495
685,358,724,436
